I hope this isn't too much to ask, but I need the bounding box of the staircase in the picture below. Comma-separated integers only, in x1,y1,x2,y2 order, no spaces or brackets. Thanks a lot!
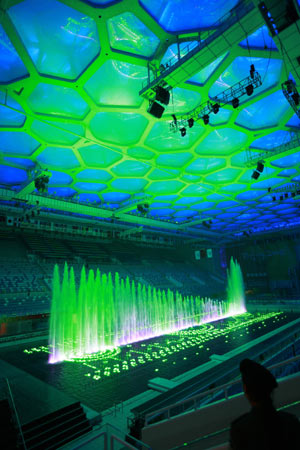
22,402,92,450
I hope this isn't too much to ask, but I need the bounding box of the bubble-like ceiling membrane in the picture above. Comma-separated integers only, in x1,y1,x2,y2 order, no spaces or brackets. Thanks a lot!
0,0,299,237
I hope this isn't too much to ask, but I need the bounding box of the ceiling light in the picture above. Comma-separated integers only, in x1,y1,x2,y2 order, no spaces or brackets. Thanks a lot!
251,170,260,180
188,118,194,128
232,97,239,108
256,161,264,173
147,101,165,118
155,86,170,105
180,127,187,137
212,103,220,114
203,114,209,125
246,84,254,96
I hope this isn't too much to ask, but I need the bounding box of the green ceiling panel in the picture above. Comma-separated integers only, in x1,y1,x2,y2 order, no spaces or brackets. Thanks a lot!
84,60,148,107
8,0,100,80
90,112,148,145
208,108,232,126
186,157,225,174
48,171,72,185
75,182,106,191
156,152,192,168
0,93,25,127
271,151,300,168
0,24,28,82
28,83,89,118
193,201,215,210
112,160,150,176
107,12,159,58
0,131,40,156
149,168,180,180
31,120,84,145
231,150,259,167
0,165,28,185
196,128,247,155
165,87,201,114
205,167,241,183
111,178,148,192
161,41,198,67
220,184,247,193
209,57,283,101
187,53,229,86
4,157,35,169
181,185,210,196
235,90,291,130
1,0,300,234
78,144,121,167
146,121,204,151
146,180,184,194
37,147,80,169
76,169,112,181
127,147,155,160
140,0,239,33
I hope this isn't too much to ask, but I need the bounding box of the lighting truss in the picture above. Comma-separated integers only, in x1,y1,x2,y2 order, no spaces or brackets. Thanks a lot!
170,71,262,133
245,131,300,167
270,182,300,197
282,80,300,119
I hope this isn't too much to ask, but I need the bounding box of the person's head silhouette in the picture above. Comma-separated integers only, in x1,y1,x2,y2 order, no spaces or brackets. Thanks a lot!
240,358,278,405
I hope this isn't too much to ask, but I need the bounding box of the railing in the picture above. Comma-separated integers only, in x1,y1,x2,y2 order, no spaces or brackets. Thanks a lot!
143,354,300,426
67,422,152,450
5,377,27,450
140,0,256,92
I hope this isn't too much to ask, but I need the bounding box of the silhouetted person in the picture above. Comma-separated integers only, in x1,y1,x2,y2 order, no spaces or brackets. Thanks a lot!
229,358,300,450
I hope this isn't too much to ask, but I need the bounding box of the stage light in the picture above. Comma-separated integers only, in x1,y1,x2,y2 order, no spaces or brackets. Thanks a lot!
287,81,293,94
246,84,254,96
256,161,264,173
180,127,187,137
292,92,300,106
250,64,255,79
203,114,209,125
279,195,283,201
188,118,194,128
251,170,260,180
232,97,239,108
292,192,296,197
284,193,289,198
212,103,220,114
172,114,177,125
155,86,170,105
272,196,276,201
147,101,165,118
268,187,271,193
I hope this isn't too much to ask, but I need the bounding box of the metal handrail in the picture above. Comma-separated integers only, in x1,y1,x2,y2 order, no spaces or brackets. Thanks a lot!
69,422,152,450
5,377,27,450
144,354,300,426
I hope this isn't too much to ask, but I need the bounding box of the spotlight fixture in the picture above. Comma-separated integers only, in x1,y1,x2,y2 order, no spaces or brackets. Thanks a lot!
203,114,209,125
279,195,283,201
188,118,194,128
246,84,254,96
284,193,289,199
268,187,271,193
232,97,239,108
137,203,149,215
147,101,165,118
292,92,300,106
272,196,276,201
212,103,220,114
250,64,255,79
155,86,170,105
251,170,260,180
172,114,177,125
256,161,265,173
180,127,186,137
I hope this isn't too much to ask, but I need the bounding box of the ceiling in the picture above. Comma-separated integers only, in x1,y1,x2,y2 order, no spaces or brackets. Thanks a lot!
1,0,300,239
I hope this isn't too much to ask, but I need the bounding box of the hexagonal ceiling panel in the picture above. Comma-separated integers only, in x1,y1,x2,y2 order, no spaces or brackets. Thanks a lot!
1,0,300,238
